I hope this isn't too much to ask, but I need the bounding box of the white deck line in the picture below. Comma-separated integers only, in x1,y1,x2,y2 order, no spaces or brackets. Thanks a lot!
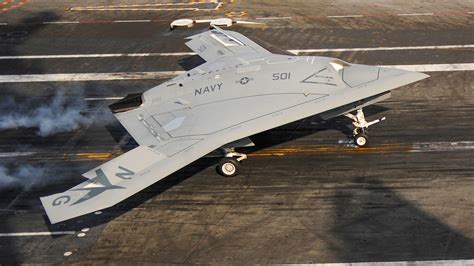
255,16,293,20
75,2,207,7
380,63,474,72
288,44,474,54
0,64,472,83
0,152,36,157
114,20,151,23
70,8,199,11
0,231,76,237
42,21,80,24
2,43,473,59
411,141,474,152
0,23,8,26
85,97,123,101
327,15,363,18
397,12,434,16
0,71,186,83
0,52,196,60
317,260,474,266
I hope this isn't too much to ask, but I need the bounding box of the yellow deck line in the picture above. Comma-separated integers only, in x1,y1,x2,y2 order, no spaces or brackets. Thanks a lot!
22,144,418,162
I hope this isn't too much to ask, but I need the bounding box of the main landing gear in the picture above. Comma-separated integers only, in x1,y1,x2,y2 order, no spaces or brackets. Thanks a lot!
344,108,386,147
216,148,247,177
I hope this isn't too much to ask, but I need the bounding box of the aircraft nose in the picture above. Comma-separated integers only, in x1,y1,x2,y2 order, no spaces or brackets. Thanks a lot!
378,66,430,83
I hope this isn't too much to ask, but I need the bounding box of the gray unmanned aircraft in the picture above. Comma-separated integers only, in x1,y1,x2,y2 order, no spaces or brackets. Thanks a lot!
41,26,429,224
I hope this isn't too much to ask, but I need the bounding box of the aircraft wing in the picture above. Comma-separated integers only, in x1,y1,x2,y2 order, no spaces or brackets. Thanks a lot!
41,99,233,223
185,26,271,63
41,141,220,224
41,146,163,223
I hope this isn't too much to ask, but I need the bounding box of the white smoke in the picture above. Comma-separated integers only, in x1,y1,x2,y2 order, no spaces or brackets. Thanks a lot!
0,91,92,136
0,164,47,191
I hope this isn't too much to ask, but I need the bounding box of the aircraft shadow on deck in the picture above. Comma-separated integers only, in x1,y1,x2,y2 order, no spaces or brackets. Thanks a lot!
328,179,474,261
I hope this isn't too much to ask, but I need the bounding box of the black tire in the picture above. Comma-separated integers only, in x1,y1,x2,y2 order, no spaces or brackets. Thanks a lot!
217,157,240,177
354,133,369,147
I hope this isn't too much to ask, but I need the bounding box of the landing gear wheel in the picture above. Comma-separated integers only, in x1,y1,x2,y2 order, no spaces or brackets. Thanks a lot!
354,133,369,147
217,157,240,177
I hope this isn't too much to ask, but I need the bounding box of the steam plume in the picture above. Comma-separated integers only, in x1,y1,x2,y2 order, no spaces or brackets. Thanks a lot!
0,164,47,191
0,91,95,136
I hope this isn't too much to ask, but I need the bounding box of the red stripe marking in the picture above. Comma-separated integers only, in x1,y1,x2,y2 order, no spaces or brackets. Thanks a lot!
0,0,14,6
0,0,28,12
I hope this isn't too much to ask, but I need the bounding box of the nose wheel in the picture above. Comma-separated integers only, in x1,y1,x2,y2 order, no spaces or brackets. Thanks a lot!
216,148,247,177
354,133,369,147
344,108,385,147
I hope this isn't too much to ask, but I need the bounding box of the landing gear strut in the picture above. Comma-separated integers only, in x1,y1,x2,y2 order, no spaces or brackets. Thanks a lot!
344,108,385,147
216,148,247,177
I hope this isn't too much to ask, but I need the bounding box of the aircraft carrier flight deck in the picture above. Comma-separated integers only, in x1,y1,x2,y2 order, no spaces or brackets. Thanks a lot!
0,0,473,264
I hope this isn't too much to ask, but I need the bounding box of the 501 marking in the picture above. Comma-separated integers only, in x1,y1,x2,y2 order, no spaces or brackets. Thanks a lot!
272,72,291,80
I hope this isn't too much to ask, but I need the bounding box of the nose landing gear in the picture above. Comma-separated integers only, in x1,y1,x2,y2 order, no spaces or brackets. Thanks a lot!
344,108,386,147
